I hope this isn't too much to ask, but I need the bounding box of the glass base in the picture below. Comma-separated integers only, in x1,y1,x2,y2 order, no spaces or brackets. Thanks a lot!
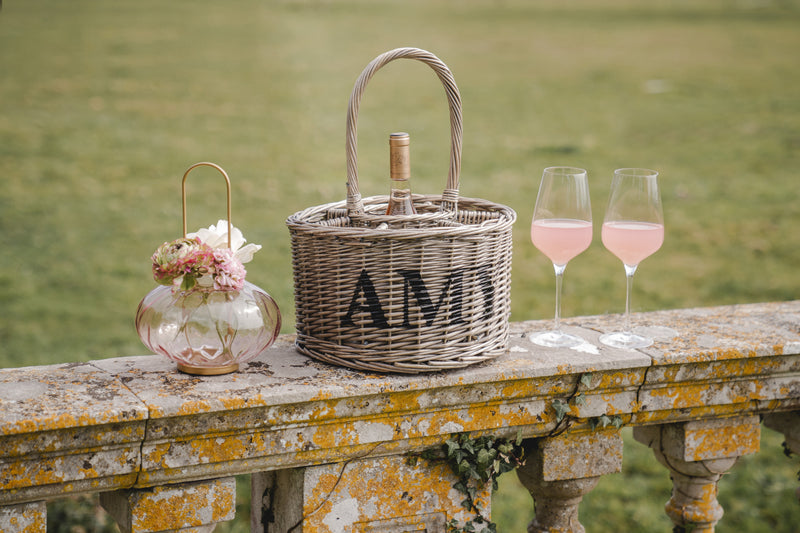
530,330,585,348
177,362,239,375
599,331,653,350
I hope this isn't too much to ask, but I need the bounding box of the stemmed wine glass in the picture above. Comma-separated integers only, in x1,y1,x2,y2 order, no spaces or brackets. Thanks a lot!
530,167,593,347
599,168,664,349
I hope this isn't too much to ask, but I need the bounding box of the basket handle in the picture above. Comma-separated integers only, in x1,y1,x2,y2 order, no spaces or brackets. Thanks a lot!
181,162,232,249
345,47,463,215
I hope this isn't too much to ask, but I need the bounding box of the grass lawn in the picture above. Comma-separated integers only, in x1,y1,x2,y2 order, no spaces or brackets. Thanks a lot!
2,1,800,531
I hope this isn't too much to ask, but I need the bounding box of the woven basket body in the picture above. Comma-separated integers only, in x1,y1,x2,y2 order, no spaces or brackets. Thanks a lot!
286,48,516,373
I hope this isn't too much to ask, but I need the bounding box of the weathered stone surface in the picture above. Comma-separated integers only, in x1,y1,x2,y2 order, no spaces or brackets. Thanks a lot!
99,477,236,533
538,429,623,482
252,455,488,533
0,363,147,504
763,411,800,501
0,300,799,527
765,411,800,453
634,416,761,532
0,500,45,532
514,430,622,533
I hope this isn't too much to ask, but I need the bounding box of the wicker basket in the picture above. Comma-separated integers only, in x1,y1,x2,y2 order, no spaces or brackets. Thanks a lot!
286,47,516,374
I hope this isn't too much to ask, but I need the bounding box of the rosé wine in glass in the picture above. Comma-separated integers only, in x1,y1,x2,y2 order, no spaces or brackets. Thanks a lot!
529,167,593,348
532,218,593,266
599,168,664,350
601,221,664,266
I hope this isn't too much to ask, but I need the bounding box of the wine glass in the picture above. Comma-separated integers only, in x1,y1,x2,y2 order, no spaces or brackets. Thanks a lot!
599,168,664,349
530,167,593,348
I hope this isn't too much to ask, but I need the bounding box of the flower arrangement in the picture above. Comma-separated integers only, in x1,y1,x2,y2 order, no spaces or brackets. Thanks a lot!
136,219,280,375
135,162,281,375
151,220,261,292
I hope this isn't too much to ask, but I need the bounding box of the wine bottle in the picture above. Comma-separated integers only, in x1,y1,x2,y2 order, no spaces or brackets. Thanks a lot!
385,132,416,215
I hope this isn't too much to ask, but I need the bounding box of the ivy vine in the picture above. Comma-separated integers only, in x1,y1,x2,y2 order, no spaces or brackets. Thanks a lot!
409,431,525,532
407,373,633,532
550,372,625,433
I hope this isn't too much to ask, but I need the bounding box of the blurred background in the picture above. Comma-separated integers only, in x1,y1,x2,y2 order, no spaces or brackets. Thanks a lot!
2,1,799,531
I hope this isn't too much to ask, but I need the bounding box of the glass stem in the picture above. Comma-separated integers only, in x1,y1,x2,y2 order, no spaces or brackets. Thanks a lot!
553,263,566,332
623,264,638,334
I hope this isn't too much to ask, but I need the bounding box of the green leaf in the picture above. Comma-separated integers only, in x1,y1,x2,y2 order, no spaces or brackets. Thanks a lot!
573,392,586,406
515,429,523,446
446,439,460,457
580,372,593,388
552,399,570,422
476,448,490,467
462,440,475,455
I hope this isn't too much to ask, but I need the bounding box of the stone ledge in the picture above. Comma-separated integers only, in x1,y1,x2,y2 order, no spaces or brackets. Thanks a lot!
2,300,800,504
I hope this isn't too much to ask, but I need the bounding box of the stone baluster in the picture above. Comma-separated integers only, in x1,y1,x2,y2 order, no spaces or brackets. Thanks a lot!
0,501,46,533
516,429,623,533
99,477,236,533
633,415,760,532
763,410,800,502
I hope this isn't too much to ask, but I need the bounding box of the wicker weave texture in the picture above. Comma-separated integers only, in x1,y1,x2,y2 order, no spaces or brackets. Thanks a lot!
286,48,516,374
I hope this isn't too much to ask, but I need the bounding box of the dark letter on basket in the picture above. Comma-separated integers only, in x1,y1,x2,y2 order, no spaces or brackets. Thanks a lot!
342,269,389,329
398,269,465,328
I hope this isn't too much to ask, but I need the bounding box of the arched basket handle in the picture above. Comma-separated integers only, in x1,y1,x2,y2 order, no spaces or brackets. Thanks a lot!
345,47,463,215
182,162,232,249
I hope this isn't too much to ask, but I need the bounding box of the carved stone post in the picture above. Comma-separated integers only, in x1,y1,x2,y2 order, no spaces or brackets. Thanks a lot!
0,501,46,532
763,410,800,502
633,415,760,533
516,429,623,533
251,454,491,533
99,477,236,533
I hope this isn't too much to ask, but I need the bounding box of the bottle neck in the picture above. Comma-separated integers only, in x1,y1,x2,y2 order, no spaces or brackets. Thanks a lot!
386,132,415,215
389,132,410,183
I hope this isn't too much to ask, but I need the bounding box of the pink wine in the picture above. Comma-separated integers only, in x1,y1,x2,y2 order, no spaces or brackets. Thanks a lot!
601,221,664,266
531,218,593,266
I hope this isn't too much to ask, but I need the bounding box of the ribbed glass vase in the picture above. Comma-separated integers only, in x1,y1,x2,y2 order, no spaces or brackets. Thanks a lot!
135,281,281,375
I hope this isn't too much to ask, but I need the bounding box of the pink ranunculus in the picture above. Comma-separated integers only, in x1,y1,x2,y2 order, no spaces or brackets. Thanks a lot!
209,248,246,291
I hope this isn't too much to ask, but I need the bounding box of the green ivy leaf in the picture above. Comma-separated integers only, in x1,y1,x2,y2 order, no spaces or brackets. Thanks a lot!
461,497,473,511
580,372,593,388
552,399,569,422
462,440,475,455
446,439,459,455
476,448,490,468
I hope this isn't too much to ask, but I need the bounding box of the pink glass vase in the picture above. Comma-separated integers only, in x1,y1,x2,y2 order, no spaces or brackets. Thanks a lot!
135,281,281,375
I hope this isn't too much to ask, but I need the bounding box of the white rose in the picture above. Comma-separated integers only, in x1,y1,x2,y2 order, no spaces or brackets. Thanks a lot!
187,219,261,264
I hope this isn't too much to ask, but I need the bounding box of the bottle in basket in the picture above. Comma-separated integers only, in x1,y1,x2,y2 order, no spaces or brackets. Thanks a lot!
385,132,417,215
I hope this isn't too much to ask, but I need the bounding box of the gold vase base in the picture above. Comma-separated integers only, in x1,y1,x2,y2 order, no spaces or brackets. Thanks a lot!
177,363,239,376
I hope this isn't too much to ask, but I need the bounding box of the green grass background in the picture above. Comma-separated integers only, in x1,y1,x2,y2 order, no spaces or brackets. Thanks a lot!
2,1,799,531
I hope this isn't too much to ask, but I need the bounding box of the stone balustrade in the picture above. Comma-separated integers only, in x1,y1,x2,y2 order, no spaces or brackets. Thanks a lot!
2,300,800,532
